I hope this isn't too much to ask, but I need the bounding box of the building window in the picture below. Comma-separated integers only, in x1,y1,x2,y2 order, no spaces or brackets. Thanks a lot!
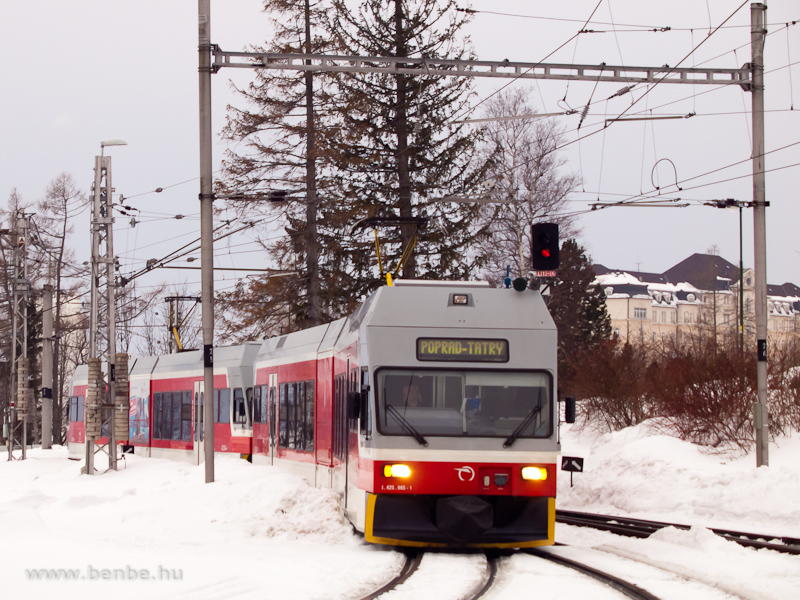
634,308,647,320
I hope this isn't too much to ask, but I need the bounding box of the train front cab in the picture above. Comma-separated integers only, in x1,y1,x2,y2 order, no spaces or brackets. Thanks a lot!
345,281,559,549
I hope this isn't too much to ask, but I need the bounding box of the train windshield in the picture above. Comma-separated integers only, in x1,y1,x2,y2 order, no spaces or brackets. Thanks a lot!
375,369,552,439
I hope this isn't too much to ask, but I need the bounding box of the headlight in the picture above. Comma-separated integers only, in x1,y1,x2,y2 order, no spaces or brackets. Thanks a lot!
383,464,412,478
521,466,548,481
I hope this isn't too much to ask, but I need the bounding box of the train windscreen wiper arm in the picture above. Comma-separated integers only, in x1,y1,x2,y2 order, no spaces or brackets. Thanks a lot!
386,405,429,447
503,405,542,448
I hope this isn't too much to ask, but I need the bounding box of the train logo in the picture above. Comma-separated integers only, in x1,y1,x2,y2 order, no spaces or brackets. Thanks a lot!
455,466,475,481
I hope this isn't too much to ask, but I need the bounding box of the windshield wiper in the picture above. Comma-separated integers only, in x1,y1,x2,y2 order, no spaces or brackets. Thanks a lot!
386,405,429,447
503,404,542,448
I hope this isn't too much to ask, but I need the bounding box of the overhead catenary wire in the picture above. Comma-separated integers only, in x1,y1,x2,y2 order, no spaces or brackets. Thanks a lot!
483,0,752,187
459,6,794,32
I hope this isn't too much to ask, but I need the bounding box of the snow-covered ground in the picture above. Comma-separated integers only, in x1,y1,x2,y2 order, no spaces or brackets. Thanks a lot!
2,423,799,600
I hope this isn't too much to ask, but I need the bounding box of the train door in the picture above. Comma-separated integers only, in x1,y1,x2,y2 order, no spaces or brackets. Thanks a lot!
193,380,205,465
268,373,277,465
332,359,350,507
346,364,360,515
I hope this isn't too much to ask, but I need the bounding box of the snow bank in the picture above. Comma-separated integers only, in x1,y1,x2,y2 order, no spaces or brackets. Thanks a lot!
1,448,401,600
558,422,800,536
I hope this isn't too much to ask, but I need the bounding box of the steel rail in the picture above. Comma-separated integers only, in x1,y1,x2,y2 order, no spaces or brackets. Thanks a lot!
358,551,498,600
527,549,662,600
358,550,423,600
557,510,800,555
465,553,498,600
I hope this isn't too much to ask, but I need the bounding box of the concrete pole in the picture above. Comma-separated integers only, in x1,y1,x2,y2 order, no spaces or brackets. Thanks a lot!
751,3,769,467
106,159,118,471
41,284,53,450
86,155,104,475
199,0,215,483
19,215,29,460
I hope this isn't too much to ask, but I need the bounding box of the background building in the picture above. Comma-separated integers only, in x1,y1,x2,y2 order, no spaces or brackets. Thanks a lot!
593,254,800,349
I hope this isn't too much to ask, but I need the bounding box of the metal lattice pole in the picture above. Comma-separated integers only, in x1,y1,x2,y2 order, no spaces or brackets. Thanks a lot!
86,146,124,474
9,213,30,461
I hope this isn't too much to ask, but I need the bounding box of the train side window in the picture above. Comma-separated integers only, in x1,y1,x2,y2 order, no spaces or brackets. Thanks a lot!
153,393,162,439
233,388,248,427
304,380,314,452
77,396,84,422
253,386,262,423
260,385,268,424
246,387,253,427
69,396,76,422
181,391,192,442
279,383,288,447
217,389,231,424
298,382,304,448
163,392,172,441
213,389,220,423
333,374,346,461
288,383,297,448
360,367,370,437
171,391,182,441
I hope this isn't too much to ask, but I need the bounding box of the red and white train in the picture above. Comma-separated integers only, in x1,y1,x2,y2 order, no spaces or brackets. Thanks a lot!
70,280,564,548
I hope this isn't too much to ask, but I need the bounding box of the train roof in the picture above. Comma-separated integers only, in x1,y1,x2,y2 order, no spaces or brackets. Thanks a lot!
254,280,554,364
143,342,262,376
356,280,555,331
130,355,159,377
256,319,346,364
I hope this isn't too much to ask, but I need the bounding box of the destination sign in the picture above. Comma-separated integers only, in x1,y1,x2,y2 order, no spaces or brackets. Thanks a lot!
417,338,509,362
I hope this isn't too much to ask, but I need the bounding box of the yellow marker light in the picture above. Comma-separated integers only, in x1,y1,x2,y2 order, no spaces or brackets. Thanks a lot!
383,464,412,478
521,466,548,481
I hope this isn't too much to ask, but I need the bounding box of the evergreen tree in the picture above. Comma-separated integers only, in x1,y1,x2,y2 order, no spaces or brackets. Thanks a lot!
219,0,494,338
547,239,611,393
220,0,341,336
325,0,493,283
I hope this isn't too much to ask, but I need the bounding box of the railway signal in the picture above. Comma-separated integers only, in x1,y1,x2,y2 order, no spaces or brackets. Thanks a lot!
531,223,559,271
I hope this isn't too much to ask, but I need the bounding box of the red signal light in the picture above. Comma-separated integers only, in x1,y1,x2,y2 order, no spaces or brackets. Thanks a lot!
541,249,551,258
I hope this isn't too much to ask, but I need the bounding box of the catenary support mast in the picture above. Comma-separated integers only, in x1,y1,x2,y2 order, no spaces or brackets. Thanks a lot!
751,3,768,467
41,284,54,450
199,0,215,483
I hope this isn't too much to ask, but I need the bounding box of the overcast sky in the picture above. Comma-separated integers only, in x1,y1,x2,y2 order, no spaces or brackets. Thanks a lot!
0,1,798,298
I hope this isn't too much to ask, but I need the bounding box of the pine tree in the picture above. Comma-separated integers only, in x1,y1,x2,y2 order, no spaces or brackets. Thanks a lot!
547,239,612,393
325,0,492,282
220,0,340,335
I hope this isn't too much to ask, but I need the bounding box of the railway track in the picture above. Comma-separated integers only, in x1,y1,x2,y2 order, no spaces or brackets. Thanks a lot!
526,549,661,600
360,548,663,600
358,551,496,600
557,509,800,555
